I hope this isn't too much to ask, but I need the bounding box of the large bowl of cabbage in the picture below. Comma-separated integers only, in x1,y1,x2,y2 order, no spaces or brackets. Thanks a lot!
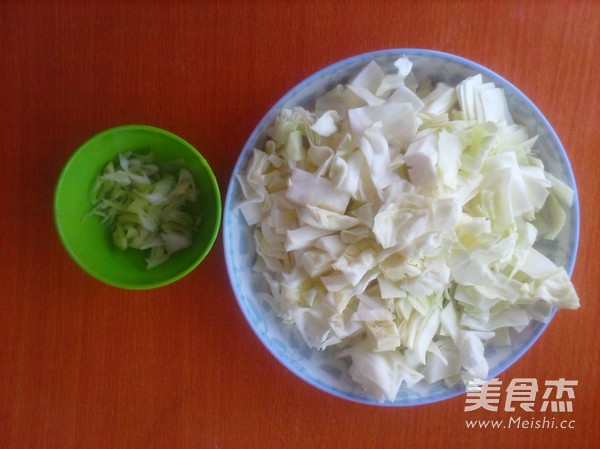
223,49,580,405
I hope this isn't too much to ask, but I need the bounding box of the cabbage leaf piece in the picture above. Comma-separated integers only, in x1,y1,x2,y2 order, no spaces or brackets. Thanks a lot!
237,56,580,403
90,151,199,269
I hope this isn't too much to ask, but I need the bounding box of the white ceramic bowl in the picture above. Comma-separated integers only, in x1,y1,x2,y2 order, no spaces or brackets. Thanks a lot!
223,49,579,405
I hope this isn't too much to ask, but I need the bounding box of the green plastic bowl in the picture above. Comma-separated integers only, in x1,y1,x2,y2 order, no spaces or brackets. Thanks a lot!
54,125,221,289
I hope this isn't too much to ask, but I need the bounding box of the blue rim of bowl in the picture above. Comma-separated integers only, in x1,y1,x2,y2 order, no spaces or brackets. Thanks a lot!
224,49,580,406
54,124,222,290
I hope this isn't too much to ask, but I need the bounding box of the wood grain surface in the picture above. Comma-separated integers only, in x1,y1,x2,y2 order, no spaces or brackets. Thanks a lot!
1,1,599,448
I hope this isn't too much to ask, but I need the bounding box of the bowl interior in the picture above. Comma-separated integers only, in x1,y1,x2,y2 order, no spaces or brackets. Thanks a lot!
55,125,221,289
224,49,579,405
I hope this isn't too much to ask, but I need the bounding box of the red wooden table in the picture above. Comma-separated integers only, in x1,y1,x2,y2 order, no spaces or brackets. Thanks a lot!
1,1,599,448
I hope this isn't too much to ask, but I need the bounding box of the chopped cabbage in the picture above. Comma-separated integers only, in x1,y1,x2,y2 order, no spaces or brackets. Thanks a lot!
89,151,200,269
238,57,579,402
